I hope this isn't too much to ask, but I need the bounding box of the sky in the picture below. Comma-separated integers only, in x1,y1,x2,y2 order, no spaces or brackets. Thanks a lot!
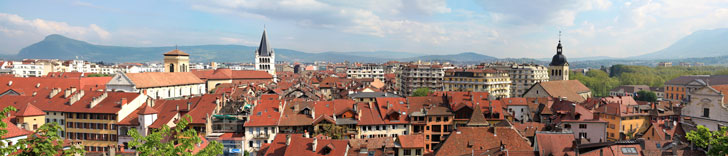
1,0,728,58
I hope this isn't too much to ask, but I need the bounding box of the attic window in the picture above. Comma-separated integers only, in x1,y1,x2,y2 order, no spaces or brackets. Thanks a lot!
257,112,262,116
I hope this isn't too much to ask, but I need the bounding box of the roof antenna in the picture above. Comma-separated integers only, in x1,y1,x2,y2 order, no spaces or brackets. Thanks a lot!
175,44,178,50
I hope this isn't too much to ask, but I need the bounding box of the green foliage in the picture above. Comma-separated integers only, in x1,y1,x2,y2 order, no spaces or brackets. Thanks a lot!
570,70,620,97
315,123,345,139
573,65,728,97
86,73,111,77
634,90,657,102
16,122,85,156
686,125,728,156
127,115,223,156
0,106,18,155
0,106,85,156
412,88,431,97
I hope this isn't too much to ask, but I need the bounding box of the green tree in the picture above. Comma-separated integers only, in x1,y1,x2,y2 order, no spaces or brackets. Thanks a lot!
0,106,18,155
16,123,85,156
0,106,84,156
686,125,728,156
127,115,223,156
412,88,431,97
634,90,657,102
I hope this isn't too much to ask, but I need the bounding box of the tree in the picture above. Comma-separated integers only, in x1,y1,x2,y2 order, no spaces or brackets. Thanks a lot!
412,88,431,97
0,106,85,156
16,123,85,156
127,115,223,156
686,125,728,156
0,106,18,155
634,90,657,102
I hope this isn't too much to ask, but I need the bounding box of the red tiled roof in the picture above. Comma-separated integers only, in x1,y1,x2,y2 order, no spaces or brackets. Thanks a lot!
246,94,282,127
1,119,31,139
397,134,425,148
138,104,159,115
14,103,45,117
125,72,204,88
535,132,575,156
192,69,273,80
435,127,531,156
536,80,591,102
163,49,189,56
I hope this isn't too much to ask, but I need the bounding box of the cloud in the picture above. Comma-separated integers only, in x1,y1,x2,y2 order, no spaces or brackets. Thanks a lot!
0,13,111,54
476,0,611,26
189,0,483,46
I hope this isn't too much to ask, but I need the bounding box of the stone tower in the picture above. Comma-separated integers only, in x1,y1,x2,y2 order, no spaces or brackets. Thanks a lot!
164,48,190,72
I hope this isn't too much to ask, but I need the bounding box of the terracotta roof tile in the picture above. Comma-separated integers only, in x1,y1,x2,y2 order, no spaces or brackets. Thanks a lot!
397,134,425,148
534,80,591,102
124,72,204,88
435,127,531,156
163,49,189,56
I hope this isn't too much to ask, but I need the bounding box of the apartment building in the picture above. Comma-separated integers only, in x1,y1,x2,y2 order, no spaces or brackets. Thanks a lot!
243,94,281,153
443,68,512,98
347,64,384,79
485,63,549,97
397,64,451,96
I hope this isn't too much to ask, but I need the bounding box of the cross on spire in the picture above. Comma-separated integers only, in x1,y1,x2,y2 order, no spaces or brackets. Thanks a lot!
558,30,561,43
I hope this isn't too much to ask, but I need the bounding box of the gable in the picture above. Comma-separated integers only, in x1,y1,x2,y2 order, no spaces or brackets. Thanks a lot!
107,73,135,86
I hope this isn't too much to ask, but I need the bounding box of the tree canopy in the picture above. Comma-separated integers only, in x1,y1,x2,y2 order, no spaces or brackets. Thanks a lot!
127,115,223,156
412,88,432,97
686,125,728,156
0,106,85,156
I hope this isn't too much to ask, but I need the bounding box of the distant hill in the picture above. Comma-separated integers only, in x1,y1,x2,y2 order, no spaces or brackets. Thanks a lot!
635,28,728,59
11,34,501,64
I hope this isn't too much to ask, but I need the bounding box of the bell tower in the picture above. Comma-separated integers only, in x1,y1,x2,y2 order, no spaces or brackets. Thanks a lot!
549,31,569,81
164,47,190,73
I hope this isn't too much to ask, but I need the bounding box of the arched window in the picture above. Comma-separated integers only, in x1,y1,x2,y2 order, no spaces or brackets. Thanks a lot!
169,63,175,72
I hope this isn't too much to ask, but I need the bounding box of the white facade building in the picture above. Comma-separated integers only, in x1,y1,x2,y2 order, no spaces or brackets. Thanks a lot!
255,29,276,81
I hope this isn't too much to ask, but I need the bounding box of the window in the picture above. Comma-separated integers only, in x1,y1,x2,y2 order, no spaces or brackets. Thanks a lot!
416,149,422,155
621,147,638,155
579,124,587,129
703,108,710,117
579,132,587,138
404,149,412,155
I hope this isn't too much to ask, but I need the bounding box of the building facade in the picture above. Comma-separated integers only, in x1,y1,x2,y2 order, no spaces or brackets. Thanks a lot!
486,63,549,97
683,85,728,131
347,64,384,79
396,64,449,96
164,49,190,73
443,69,512,98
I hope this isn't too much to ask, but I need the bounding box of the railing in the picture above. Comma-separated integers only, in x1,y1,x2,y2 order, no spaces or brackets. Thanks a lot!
253,133,269,139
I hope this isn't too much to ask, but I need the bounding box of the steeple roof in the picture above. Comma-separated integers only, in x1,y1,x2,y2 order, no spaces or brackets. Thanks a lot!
550,39,568,66
467,103,489,126
163,49,189,56
256,29,273,57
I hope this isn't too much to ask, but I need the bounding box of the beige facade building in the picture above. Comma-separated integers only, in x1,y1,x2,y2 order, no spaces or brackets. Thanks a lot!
164,49,190,73
443,69,512,98
486,63,549,97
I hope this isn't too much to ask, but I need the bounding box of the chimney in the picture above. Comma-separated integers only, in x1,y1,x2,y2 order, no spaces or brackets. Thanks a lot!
7,81,12,86
286,134,292,145
176,105,179,111
64,89,72,98
147,97,155,107
89,92,108,108
120,98,127,105
49,88,61,98
312,137,318,152
68,90,85,105
187,102,191,111
353,103,358,113
35,83,40,88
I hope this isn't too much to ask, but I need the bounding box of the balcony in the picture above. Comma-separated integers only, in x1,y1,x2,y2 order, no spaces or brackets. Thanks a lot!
253,133,269,139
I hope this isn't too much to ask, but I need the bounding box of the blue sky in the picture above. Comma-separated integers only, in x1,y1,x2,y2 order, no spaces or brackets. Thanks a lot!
1,0,728,58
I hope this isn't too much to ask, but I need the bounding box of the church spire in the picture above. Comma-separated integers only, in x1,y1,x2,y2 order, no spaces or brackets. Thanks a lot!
557,31,563,54
257,28,272,56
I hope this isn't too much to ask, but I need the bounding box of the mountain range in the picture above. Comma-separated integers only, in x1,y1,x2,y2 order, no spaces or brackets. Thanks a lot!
8,34,503,64
4,28,728,64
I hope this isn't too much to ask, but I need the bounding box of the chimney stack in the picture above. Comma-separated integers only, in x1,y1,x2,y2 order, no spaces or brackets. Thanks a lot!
120,98,127,105
312,137,318,152
286,134,291,145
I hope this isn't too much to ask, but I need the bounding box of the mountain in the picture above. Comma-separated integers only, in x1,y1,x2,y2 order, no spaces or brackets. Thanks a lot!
635,28,728,59
12,34,497,63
